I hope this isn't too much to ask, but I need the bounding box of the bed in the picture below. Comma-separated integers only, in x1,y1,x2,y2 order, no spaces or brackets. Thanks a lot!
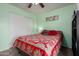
13,30,63,56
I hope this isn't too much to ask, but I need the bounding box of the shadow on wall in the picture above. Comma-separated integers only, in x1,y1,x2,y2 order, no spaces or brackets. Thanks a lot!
62,35,68,48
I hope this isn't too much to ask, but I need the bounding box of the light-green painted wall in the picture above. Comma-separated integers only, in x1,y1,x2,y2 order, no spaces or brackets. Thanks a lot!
0,4,76,51
36,4,76,48
0,3,36,51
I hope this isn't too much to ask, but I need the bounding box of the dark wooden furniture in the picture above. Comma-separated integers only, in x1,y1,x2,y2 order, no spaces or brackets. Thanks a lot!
72,11,79,56
72,11,77,56
77,11,79,56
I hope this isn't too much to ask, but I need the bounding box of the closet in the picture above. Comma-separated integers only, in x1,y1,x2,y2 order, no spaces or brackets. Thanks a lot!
10,13,34,46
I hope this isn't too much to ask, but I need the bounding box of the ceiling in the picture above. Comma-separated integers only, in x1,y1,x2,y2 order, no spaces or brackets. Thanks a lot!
10,3,74,14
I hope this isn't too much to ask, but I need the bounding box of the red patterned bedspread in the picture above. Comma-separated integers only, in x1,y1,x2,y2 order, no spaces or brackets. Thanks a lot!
13,34,62,56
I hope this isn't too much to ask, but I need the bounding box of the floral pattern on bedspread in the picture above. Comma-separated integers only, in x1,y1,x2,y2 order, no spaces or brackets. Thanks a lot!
13,34,62,56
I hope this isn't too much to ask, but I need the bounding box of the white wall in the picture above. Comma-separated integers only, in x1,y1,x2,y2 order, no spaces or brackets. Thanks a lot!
9,13,34,47
76,4,79,10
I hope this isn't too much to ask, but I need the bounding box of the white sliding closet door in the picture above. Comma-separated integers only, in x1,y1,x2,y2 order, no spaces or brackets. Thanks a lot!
10,14,34,46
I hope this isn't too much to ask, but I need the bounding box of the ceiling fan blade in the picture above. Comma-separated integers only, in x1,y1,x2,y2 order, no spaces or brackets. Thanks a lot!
28,3,32,8
39,3,44,8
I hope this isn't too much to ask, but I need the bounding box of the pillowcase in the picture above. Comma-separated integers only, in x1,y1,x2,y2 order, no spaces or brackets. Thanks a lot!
48,30,58,35
41,30,48,35
41,30,60,36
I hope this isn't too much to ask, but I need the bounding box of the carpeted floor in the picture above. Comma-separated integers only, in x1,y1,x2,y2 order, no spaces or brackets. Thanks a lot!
0,46,73,56
58,46,73,56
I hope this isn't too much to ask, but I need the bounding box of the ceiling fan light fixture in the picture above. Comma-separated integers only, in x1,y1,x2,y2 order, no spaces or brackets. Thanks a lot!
28,3,45,8
32,3,38,5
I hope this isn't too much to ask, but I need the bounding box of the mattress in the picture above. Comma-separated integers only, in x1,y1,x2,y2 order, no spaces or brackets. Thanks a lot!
13,34,62,56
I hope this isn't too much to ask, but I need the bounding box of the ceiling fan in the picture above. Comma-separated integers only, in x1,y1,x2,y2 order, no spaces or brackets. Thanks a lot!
28,3,45,8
